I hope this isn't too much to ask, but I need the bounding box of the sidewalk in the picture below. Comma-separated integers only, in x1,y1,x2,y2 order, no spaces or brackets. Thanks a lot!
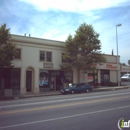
93,85,130,91
1,85,130,100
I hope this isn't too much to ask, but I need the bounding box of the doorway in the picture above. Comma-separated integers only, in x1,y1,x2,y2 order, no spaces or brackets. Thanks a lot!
26,71,32,92
101,70,110,86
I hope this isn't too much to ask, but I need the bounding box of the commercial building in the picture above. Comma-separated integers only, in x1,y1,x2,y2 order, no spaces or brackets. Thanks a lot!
0,34,130,96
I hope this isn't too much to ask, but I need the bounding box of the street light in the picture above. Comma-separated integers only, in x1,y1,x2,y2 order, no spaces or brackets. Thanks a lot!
116,23,122,87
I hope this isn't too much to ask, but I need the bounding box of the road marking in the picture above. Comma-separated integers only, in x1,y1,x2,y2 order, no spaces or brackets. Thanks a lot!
0,91,130,109
0,95,129,115
0,105,130,129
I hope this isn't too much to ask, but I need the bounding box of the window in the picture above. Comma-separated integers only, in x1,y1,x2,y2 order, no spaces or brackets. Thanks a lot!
76,84,81,88
46,52,52,62
15,49,21,59
40,51,45,61
40,51,52,62
11,68,21,90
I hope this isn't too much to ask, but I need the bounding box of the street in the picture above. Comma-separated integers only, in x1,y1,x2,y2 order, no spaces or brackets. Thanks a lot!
0,88,130,130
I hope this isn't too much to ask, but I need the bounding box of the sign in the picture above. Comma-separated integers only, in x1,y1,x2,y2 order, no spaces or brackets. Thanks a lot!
106,64,117,69
43,63,53,69
96,63,118,70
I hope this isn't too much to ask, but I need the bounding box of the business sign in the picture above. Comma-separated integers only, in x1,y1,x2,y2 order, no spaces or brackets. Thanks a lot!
106,64,117,69
43,63,53,69
96,63,118,70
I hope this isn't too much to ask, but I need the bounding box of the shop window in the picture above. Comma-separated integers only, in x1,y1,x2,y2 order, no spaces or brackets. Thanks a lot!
40,51,52,62
11,68,21,90
39,70,73,92
15,49,21,59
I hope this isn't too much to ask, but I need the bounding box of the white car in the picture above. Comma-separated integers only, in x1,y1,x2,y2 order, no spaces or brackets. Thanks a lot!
121,74,130,85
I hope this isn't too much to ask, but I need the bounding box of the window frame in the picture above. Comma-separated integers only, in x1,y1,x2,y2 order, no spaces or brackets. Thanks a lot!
40,51,45,61
40,51,52,62
15,48,21,59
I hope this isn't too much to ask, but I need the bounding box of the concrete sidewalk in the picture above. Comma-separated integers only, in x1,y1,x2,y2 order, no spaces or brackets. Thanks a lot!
1,85,130,100
93,85,130,91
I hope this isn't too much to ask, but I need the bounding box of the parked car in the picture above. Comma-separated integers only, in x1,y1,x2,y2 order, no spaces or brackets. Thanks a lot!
61,82,93,94
121,73,130,86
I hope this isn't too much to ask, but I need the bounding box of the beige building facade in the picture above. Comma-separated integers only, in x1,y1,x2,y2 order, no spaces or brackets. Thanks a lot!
0,34,130,96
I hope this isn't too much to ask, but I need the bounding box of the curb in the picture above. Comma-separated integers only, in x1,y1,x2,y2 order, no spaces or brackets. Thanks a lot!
18,93,61,99
0,86,130,101
93,86,130,92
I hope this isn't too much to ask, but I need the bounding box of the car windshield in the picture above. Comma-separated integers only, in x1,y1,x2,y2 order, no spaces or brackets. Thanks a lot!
122,74,129,77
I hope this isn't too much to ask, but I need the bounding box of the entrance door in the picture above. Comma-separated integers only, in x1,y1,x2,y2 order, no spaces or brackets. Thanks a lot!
26,71,32,92
101,70,110,86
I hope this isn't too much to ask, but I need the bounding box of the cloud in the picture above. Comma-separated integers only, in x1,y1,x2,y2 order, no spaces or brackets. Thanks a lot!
0,0,130,64
19,0,130,12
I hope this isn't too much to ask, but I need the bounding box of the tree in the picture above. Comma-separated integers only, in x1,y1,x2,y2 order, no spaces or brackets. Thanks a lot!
0,23,17,68
60,23,106,73
128,60,130,66
122,63,126,66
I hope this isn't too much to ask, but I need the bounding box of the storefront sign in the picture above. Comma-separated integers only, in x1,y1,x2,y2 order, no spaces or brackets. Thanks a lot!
96,63,117,70
43,63,53,69
106,64,117,69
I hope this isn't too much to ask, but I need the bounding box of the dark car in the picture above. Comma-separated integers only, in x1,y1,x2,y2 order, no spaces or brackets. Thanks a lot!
61,83,93,94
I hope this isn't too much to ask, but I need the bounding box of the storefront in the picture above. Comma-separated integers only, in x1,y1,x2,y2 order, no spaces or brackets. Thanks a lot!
100,70,110,86
86,63,118,87
0,68,21,96
39,70,73,92
87,70,98,87
1,34,129,96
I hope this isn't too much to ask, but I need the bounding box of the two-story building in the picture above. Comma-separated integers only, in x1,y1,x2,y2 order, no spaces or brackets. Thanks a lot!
0,34,130,96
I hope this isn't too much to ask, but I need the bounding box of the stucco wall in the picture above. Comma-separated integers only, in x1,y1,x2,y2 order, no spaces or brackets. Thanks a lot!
10,34,130,94
110,70,117,83
104,55,119,63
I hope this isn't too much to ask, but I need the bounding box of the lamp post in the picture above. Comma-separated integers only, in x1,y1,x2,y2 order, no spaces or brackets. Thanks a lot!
116,24,122,87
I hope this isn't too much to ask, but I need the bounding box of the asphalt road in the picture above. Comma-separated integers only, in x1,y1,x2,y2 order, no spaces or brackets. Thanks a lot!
0,88,130,130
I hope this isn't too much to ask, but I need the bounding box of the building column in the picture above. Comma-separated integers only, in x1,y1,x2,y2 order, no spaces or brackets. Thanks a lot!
79,70,83,82
83,73,88,82
33,68,39,93
73,68,79,83
20,67,26,94
98,69,101,86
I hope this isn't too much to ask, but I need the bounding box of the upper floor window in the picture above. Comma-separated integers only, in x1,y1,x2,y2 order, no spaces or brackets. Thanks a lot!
46,52,52,62
40,51,52,62
40,51,45,61
15,49,21,59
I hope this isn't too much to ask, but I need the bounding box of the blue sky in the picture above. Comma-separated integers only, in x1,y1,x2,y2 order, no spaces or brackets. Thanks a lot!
0,0,130,65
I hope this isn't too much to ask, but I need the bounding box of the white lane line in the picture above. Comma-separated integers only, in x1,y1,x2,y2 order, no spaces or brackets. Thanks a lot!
0,92,130,109
0,105,130,129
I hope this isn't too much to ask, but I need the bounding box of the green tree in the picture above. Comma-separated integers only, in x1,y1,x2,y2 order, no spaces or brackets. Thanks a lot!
0,23,17,68
128,60,130,66
60,23,106,73
122,63,126,66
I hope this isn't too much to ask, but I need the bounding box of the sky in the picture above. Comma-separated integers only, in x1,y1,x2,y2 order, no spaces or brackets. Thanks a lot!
0,0,130,65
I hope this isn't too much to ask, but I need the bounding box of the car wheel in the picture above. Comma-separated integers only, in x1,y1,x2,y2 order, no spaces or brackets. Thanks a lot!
71,90,75,94
86,89,89,93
